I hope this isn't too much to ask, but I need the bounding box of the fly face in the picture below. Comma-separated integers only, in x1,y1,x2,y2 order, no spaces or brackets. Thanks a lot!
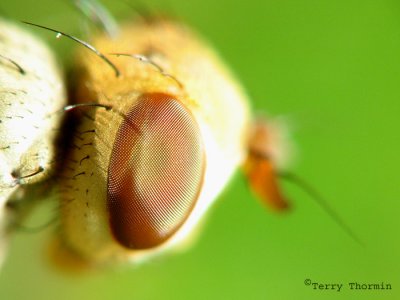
54,18,251,267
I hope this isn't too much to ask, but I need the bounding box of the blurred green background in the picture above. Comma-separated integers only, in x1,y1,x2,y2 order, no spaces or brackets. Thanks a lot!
0,0,399,299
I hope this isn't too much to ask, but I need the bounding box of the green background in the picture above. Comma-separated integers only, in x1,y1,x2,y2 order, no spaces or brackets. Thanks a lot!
1,0,399,299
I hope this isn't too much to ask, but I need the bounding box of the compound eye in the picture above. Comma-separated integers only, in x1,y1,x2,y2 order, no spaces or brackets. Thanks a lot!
107,93,205,249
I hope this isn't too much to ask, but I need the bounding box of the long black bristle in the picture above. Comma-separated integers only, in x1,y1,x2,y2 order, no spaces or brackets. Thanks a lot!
22,21,120,77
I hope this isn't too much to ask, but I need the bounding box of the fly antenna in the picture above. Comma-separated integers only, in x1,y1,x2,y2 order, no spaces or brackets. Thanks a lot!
22,21,120,77
279,171,364,246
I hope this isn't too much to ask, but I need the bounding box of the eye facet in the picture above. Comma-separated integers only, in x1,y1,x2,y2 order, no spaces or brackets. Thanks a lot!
107,93,205,249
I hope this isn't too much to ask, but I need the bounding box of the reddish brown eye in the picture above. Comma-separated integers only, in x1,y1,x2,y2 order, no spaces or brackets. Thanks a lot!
107,93,205,249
